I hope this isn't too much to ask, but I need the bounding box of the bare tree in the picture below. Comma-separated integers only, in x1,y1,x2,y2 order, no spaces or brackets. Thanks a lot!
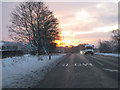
112,29,120,53
9,2,60,55
98,40,112,53
98,29,120,53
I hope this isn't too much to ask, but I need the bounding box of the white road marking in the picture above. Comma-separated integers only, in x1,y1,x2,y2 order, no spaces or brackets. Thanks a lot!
88,63,93,66
103,68,118,72
75,64,77,66
66,64,68,66
83,63,88,66
61,63,93,67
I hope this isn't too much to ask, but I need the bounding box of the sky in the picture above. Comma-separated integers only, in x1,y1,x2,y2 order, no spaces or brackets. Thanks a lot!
1,1,118,47
0,2,2,41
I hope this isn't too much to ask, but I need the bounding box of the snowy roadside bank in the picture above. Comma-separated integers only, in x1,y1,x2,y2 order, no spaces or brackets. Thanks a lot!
94,53,120,57
2,54,66,88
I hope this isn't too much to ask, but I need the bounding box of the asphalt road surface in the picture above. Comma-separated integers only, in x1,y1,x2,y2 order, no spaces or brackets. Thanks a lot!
35,53,119,88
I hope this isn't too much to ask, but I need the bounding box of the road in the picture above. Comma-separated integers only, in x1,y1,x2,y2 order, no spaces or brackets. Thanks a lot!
35,53,119,88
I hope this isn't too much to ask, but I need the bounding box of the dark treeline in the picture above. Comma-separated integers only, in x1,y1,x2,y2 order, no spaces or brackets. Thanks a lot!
98,29,120,53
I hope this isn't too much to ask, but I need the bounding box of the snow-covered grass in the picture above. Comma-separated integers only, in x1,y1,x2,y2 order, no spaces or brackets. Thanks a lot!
0,60,2,90
2,54,66,88
94,53,120,57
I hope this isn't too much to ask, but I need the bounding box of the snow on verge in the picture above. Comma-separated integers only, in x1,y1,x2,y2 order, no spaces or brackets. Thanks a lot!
94,53,120,57
2,54,66,88
0,60,2,89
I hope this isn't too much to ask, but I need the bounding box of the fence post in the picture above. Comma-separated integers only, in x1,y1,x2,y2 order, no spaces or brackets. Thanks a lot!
49,51,51,60
49,55,51,60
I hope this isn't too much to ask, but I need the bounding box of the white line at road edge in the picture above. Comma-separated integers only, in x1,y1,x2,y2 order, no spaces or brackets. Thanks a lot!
103,68,118,72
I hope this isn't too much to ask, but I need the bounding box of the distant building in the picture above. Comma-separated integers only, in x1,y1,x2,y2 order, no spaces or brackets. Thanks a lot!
56,47,65,53
0,41,18,51
16,41,28,53
0,41,28,53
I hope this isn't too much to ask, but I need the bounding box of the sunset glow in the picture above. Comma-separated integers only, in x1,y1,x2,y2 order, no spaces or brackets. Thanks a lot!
2,2,118,47
54,40,70,47
54,38,95,47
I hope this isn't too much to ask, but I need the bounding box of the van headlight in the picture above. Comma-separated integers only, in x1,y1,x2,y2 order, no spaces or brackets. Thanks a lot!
80,51,83,54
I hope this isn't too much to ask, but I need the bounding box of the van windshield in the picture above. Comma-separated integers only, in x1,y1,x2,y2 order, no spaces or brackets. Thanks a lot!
85,47,93,49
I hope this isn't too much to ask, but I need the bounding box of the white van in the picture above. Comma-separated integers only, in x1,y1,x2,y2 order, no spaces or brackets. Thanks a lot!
84,44,94,55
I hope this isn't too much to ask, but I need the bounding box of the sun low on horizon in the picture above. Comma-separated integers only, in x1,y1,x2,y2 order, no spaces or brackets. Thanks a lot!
1,1,118,48
47,2,118,47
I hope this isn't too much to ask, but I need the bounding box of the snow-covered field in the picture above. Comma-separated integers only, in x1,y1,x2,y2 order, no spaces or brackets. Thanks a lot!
94,53,120,57
2,54,66,88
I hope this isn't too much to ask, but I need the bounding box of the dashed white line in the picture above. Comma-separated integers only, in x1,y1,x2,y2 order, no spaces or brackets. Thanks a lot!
83,63,88,66
74,64,77,66
61,63,93,67
89,63,93,66
66,64,68,66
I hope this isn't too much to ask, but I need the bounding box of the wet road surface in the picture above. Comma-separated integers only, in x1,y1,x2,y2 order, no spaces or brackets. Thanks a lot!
35,53,119,88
